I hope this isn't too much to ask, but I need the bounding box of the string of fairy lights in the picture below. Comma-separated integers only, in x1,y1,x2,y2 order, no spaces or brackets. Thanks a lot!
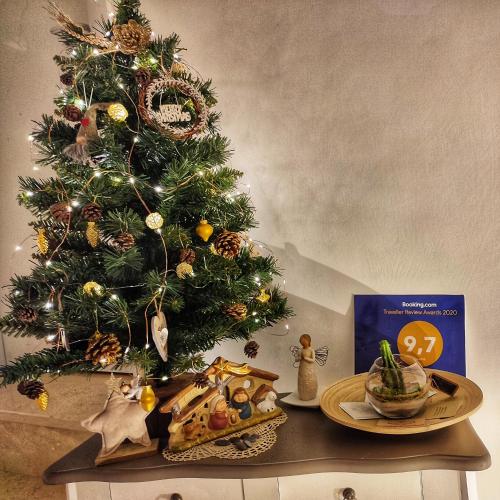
9,19,291,376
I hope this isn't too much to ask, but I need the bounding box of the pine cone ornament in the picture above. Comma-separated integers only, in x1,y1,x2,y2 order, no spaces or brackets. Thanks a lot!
193,372,209,389
17,380,45,400
37,390,49,411
135,68,151,86
244,340,259,359
81,202,102,222
63,104,83,122
60,72,74,86
112,20,151,54
171,61,188,76
113,232,135,252
85,331,122,366
37,228,49,255
179,248,196,265
214,231,241,259
15,306,38,324
224,303,247,321
50,202,71,223
86,221,99,248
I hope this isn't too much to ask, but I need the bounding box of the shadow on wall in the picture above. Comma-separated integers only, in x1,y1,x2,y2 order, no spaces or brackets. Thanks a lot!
211,242,376,392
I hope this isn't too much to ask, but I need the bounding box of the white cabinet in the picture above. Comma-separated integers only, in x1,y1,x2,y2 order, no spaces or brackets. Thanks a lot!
277,472,422,500
67,471,463,500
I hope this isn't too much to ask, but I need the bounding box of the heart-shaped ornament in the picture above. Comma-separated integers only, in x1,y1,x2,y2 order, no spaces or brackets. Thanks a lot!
151,311,168,361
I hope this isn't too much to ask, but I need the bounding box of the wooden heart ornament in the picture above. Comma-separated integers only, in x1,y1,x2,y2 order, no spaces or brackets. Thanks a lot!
151,312,169,362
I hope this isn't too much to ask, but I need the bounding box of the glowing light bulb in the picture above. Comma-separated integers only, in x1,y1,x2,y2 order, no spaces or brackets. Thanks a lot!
93,48,100,56
46,334,56,341
14,245,22,251
45,260,52,267
128,177,135,184
197,170,204,177
252,311,257,316
154,185,163,193
14,290,21,296
33,166,39,171
44,301,53,309
173,53,180,60
26,191,33,197
145,343,150,349
125,346,130,354
71,49,77,56
161,375,168,381
111,294,118,300
285,324,290,330
133,136,139,143
131,64,138,70
74,99,85,109
27,135,34,142
94,170,102,177
71,200,80,207
149,56,158,64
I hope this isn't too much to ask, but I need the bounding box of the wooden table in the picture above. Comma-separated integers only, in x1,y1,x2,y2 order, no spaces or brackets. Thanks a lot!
43,401,490,485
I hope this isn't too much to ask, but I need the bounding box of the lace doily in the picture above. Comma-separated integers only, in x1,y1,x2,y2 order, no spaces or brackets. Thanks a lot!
163,411,288,461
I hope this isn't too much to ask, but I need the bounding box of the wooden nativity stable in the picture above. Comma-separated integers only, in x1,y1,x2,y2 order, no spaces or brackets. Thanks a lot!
160,357,283,451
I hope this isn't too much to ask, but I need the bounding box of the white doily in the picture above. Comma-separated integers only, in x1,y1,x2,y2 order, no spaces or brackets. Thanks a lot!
163,411,288,461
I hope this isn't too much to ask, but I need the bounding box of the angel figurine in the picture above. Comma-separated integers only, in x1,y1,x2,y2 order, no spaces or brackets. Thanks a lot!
290,334,329,401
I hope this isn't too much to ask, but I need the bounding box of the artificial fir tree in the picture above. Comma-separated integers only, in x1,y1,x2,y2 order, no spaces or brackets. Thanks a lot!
0,0,291,394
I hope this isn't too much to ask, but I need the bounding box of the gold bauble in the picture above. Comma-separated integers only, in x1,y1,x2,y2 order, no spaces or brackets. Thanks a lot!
176,262,193,279
83,281,104,296
37,229,49,255
195,219,213,242
255,288,271,304
140,385,156,412
107,103,128,122
145,212,164,230
37,390,49,412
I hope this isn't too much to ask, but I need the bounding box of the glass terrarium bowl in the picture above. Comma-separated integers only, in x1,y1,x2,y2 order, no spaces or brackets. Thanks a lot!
365,354,430,418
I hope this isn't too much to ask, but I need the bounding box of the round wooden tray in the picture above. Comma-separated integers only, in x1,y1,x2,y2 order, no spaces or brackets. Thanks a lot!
320,370,483,435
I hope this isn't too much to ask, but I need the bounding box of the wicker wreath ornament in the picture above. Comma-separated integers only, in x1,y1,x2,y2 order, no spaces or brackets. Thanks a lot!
139,75,208,141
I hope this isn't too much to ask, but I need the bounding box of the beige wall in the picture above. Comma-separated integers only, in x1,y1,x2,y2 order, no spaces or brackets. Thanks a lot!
1,0,499,497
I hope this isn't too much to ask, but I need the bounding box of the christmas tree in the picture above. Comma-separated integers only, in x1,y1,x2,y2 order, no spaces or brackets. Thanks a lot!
0,0,291,392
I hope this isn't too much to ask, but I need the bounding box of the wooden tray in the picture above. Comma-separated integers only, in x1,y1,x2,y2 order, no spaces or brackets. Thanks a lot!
320,370,483,435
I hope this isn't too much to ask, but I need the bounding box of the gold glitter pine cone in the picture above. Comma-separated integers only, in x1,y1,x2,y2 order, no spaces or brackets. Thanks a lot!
86,221,99,248
37,228,49,255
224,303,247,321
214,230,241,259
112,20,151,54
85,331,122,366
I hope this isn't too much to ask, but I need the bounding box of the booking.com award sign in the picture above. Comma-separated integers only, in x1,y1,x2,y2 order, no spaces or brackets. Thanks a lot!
354,295,465,375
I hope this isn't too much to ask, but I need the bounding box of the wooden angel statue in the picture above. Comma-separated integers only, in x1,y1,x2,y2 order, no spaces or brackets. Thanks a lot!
291,334,329,401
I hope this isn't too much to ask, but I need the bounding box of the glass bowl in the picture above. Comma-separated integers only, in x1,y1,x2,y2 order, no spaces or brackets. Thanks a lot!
365,354,430,418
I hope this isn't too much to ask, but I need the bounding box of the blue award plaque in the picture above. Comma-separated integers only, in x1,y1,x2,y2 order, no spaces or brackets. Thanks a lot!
354,295,465,375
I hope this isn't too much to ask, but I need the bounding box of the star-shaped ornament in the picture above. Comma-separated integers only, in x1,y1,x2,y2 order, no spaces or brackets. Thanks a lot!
81,390,153,459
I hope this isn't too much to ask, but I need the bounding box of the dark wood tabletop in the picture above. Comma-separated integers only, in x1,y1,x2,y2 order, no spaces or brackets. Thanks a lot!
43,398,490,484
